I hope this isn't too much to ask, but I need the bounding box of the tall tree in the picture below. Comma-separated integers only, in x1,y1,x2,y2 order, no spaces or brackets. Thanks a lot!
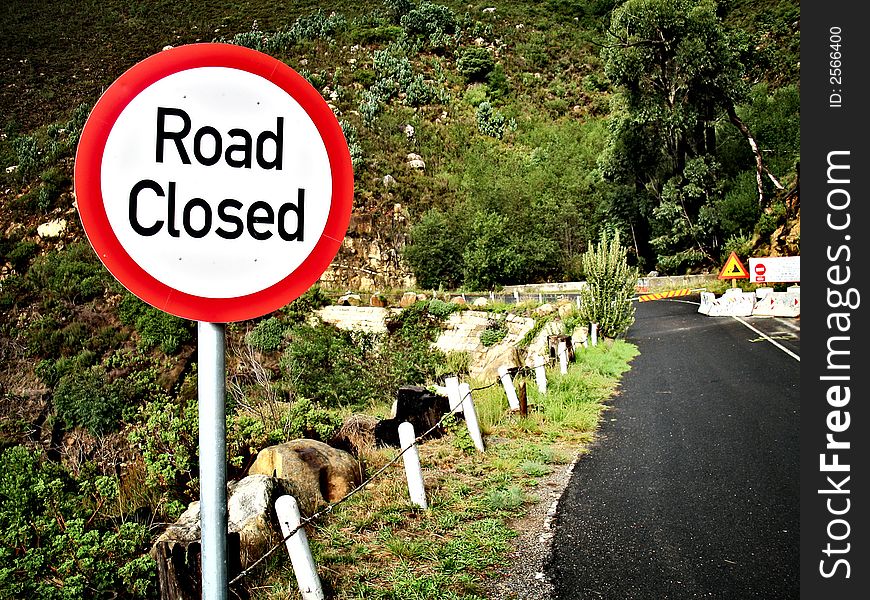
599,0,781,270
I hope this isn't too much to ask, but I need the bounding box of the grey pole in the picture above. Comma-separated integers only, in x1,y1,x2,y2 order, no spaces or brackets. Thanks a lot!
198,321,228,600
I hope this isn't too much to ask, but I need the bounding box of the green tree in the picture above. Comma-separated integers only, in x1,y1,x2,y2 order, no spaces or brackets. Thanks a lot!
599,0,783,270
403,208,466,289
577,232,638,338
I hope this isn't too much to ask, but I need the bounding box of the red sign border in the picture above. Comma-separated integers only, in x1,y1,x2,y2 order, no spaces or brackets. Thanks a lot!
717,251,750,280
75,43,353,322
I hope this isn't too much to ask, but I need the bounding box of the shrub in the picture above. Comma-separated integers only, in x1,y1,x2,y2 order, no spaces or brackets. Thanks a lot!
281,323,383,408
463,83,489,107
400,2,456,39
281,306,447,409
245,316,287,352
129,388,198,492
53,366,139,435
426,298,459,319
4,239,39,273
475,102,515,139
282,285,331,323
118,294,193,354
403,208,466,290
0,446,156,598
576,231,638,338
480,317,508,347
26,242,109,305
457,47,495,83
284,396,343,441
339,119,365,171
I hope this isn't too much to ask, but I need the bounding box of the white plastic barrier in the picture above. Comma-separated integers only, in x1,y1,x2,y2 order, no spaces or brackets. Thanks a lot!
698,292,716,315
752,290,800,317
698,290,756,317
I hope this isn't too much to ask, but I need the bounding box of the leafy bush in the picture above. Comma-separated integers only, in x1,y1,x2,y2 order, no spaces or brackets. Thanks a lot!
480,317,508,347
0,446,155,598
245,316,288,352
475,102,515,139
756,201,787,239
1,238,38,273
129,388,198,492
400,2,456,39
463,83,489,107
284,396,343,441
53,364,144,435
403,208,466,290
457,47,495,83
282,285,331,323
226,10,347,52
281,302,447,409
118,294,193,354
426,298,459,319
340,119,365,170
281,323,383,407
26,242,109,305
576,232,638,338
720,234,754,263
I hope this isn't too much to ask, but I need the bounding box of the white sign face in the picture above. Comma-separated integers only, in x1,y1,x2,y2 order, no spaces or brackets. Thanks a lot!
101,67,330,298
75,44,353,322
749,256,801,283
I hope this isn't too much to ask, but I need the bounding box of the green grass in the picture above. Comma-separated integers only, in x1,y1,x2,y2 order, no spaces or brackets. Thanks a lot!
247,340,638,599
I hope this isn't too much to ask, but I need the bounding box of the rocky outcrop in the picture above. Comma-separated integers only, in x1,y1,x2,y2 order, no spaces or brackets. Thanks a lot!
151,474,293,571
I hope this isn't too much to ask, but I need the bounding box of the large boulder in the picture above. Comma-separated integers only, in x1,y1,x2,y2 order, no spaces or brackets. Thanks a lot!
248,440,364,511
151,474,292,579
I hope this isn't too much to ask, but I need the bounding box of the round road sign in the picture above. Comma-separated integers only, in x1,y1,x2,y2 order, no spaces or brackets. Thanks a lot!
754,263,767,275
75,43,353,322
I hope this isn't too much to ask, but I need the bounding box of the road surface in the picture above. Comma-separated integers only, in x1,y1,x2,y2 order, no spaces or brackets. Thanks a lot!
547,296,800,599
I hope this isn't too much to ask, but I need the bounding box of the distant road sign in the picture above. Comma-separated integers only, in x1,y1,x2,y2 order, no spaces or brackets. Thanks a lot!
75,43,353,322
749,256,800,283
718,252,749,280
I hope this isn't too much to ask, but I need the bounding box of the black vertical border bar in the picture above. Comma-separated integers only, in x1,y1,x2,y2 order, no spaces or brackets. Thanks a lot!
801,2,869,598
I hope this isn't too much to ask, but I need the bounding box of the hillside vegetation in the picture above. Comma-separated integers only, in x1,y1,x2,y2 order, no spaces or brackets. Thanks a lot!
0,0,798,597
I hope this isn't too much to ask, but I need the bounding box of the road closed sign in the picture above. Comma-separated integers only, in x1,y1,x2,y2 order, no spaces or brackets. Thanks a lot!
75,43,353,322
748,256,800,283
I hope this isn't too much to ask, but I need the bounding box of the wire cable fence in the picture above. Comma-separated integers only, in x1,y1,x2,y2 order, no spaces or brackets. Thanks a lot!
227,370,531,587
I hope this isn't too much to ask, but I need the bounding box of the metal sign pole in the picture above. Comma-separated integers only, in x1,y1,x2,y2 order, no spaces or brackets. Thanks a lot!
198,321,228,600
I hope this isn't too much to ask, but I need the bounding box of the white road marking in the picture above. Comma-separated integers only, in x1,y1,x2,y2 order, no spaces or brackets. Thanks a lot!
732,316,801,362
645,297,801,361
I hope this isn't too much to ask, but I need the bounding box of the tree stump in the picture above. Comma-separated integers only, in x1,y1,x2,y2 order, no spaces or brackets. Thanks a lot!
153,532,249,600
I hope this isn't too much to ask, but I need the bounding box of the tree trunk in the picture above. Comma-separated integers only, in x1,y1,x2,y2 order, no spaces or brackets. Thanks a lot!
153,533,249,600
726,103,784,206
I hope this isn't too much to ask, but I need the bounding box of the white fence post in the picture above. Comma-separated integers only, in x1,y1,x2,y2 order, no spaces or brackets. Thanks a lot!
557,340,568,374
275,495,325,600
398,422,428,509
591,323,598,346
498,365,521,411
458,382,485,452
445,376,463,413
533,354,547,394
514,290,520,303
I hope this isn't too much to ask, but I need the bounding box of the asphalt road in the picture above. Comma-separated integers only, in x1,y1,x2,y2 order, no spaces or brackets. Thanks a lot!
547,296,800,600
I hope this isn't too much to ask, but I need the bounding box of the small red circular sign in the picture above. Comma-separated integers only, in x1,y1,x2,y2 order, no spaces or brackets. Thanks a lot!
754,263,767,275
75,43,353,322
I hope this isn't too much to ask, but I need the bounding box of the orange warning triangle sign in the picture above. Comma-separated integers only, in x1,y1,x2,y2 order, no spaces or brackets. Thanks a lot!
718,251,750,279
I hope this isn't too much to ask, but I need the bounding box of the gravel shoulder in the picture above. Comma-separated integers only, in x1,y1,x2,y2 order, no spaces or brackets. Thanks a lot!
482,456,579,600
